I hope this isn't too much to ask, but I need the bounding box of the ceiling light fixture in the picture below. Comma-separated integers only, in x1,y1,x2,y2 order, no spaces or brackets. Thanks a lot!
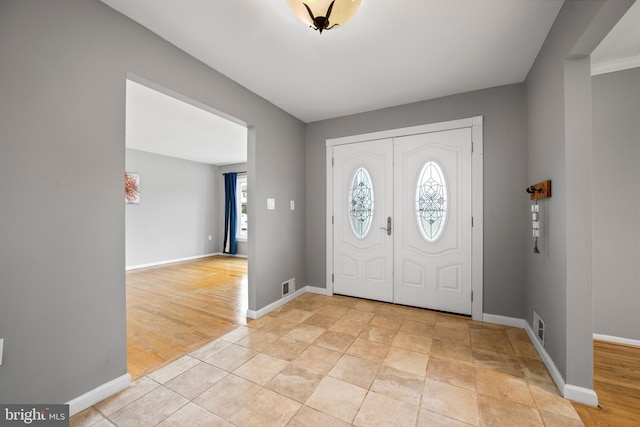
286,0,361,34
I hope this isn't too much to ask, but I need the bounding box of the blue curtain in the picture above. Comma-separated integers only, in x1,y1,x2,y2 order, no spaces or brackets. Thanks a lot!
223,172,238,255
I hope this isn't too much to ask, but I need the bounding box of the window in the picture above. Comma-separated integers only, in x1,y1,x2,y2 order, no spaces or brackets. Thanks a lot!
349,167,374,238
416,161,448,242
236,175,247,241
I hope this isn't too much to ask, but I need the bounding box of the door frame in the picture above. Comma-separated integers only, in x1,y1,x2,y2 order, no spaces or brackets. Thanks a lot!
326,116,484,321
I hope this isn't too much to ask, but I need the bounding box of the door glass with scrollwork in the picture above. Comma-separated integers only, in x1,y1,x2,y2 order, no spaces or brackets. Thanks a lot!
416,161,448,242
349,167,374,238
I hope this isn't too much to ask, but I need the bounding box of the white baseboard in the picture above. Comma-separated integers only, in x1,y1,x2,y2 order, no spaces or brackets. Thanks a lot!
246,286,307,319
126,253,219,271
484,312,598,406
482,313,526,329
593,333,640,347
305,285,332,296
246,285,332,319
67,373,131,416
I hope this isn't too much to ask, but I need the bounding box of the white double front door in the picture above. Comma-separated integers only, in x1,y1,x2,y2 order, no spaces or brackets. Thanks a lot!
332,128,472,315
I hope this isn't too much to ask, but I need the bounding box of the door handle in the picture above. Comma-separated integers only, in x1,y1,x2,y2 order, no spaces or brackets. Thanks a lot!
380,216,392,236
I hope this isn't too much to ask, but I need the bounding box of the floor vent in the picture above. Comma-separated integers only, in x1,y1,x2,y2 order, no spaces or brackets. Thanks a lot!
282,278,295,297
533,311,545,345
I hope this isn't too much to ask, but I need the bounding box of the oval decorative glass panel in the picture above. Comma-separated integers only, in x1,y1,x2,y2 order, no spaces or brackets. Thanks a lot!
416,161,448,242
349,167,374,238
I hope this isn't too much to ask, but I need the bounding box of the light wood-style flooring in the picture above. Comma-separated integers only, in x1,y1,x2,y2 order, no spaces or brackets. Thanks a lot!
126,256,248,379
573,340,640,427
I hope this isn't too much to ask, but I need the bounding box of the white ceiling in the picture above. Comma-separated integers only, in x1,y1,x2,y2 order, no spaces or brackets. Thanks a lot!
115,0,639,165
126,79,247,165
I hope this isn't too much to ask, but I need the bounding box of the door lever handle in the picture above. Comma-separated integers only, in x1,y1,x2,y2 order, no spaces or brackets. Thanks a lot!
380,216,392,236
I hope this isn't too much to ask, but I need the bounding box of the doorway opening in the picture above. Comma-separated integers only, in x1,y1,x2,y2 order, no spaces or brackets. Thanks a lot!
124,75,249,378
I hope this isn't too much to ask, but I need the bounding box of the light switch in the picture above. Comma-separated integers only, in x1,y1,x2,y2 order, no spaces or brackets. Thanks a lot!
267,198,275,210
0,338,4,365
290,200,295,210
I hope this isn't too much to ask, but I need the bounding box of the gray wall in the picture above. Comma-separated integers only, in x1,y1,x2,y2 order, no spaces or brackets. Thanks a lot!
0,0,305,405
125,149,218,268
592,67,640,341
523,0,634,388
306,84,527,319
218,163,249,257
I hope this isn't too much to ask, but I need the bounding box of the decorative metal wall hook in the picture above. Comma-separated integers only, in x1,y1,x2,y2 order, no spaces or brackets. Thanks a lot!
526,186,541,194
526,180,552,200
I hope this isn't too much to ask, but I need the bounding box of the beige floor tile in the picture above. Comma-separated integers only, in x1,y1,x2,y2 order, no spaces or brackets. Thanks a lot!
294,344,342,374
315,304,350,318
314,330,356,352
359,324,398,345
377,303,414,318
233,353,289,385
404,308,438,324
147,355,201,384
330,318,366,336
246,314,275,329
92,420,115,427
520,360,558,394
353,300,381,313
276,308,314,324
285,324,327,343
539,410,585,427
353,391,419,427
204,344,257,371
219,326,252,343
263,336,310,361
109,386,188,427
193,374,261,419
505,327,531,343
165,362,228,399
94,376,160,416
70,407,105,427
426,356,476,391
530,385,582,420
261,318,299,336
392,331,432,354
431,339,473,364
369,314,403,330
472,348,524,378
303,313,339,329
417,408,475,427
189,338,232,361
421,379,479,426
477,394,543,427
511,339,541,360
234,328,281,352
266,363,324,402
228,388,301,427
384,346,429,377
434,325,471,346
287,405,351,427
156,402,225,427
329,354,381,389
400,319,435,336
436,314,471,330
475,367,535,407
342,308,375,323
346,337,390,364
470,328,515,356
371,365,425,406
305,376,368,423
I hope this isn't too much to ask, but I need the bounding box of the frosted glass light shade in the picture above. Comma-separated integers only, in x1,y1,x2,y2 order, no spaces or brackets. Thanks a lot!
286,0,361,31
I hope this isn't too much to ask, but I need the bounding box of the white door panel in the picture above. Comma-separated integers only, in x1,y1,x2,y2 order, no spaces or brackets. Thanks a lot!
333,140,393,302
394,129,472,314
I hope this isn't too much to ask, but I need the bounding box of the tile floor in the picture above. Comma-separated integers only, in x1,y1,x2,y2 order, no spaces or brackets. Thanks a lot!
71,293,584,426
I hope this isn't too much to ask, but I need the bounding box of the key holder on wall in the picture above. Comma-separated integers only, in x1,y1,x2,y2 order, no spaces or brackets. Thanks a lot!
527,180,551,254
